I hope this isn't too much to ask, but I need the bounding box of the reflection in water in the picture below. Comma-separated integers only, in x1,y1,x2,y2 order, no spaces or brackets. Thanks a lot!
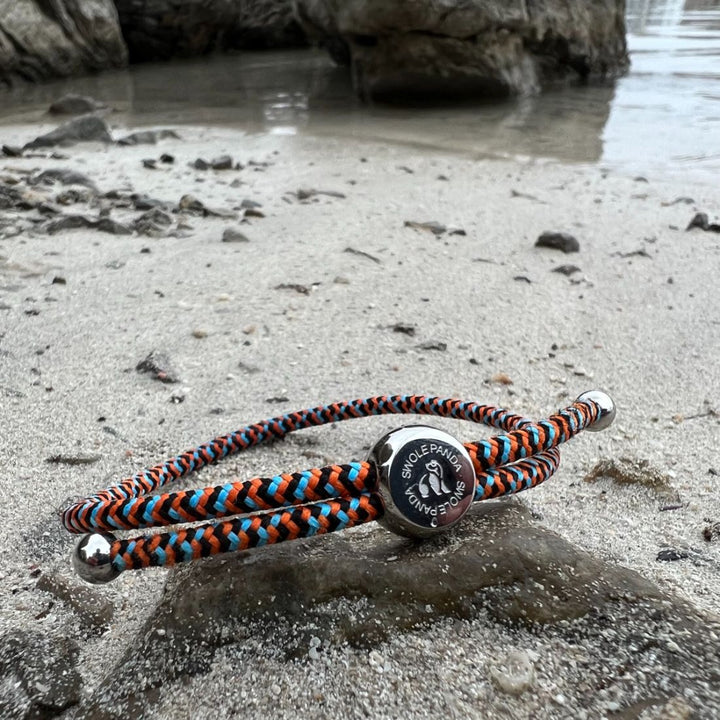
603,0,720,182
262,92,308,135
626,0,685,32
0,2,719,182
0,51,617,164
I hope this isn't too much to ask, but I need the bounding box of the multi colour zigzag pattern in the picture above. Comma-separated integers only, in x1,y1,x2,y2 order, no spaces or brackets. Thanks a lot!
61,395,601,572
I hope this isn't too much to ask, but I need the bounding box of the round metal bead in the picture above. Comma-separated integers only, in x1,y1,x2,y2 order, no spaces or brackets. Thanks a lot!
577,389,616,432
368,425,477,539
72,533,121,584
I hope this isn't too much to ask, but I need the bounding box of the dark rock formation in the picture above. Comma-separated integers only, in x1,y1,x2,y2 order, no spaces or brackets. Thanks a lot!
114,0,306,62
294,0,630,100
0,0,127,85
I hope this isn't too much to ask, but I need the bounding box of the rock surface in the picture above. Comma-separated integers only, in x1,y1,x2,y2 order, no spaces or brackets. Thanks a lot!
24,116,114,150
295,0,629,99
114,0,305,62
132,500,666,643
72,499,720,717
0,0,127,85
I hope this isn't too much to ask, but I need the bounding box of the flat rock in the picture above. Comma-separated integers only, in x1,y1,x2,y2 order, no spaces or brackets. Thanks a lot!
536,231,580,253
24,116,113,150
295,0,629,99
48,94,107,115
80,499,720,717
117,129,181,146
134,500,659,649
147,501,669,648
417,339,447,351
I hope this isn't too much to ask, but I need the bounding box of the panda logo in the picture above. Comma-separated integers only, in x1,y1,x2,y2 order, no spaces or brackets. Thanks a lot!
417,458,452,499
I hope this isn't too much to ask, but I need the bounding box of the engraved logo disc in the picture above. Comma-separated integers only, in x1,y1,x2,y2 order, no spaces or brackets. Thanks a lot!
369,426,477,538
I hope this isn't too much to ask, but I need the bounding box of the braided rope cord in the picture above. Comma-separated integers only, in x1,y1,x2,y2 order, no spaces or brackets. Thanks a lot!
62,395,601,572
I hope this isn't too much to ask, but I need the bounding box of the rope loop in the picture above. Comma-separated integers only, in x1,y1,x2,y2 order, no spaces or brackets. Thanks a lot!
65,392,614,582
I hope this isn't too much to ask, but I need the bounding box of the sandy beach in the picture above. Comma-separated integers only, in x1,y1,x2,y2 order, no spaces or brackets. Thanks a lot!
1,116,720,718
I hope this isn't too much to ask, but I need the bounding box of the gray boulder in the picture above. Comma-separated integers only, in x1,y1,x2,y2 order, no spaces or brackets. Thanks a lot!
294,0,630,99
0,0,127,85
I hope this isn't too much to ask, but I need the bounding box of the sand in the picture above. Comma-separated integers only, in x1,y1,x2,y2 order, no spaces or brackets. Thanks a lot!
1,121,719,718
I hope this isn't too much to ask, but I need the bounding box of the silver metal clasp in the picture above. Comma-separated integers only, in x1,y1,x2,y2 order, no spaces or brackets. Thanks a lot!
368,425,477,539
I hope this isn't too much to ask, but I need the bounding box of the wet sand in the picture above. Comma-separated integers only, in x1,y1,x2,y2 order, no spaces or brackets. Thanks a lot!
1,118,719,717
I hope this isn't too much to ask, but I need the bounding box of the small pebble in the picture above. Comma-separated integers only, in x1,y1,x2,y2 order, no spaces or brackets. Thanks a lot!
222,228,249,243
536,231,580,253
488,650,536,695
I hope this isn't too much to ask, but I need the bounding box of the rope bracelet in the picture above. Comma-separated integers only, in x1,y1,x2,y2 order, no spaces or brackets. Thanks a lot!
63,391,615,584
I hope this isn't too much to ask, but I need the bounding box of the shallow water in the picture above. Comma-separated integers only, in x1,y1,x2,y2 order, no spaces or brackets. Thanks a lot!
1,0,719,183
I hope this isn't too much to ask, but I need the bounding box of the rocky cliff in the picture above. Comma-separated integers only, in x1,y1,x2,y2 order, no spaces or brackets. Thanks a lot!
294,0,630,99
